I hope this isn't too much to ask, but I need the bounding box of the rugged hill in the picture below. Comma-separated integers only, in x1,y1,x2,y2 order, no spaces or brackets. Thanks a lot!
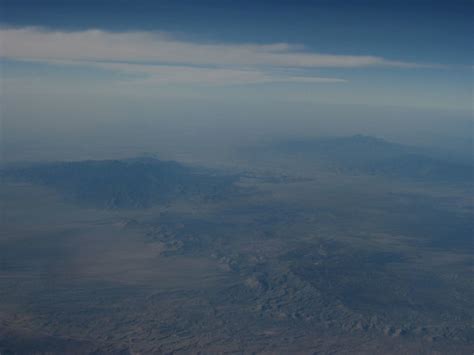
2,157,239,208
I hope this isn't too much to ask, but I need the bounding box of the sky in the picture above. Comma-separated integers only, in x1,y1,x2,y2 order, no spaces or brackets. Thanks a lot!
0,0,472,162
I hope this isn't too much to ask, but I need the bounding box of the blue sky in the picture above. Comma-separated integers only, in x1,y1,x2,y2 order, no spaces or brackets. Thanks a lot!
1,1,472,63
1,0,472,110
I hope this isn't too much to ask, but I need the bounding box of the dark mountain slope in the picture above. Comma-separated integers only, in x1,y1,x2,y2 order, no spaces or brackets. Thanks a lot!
272,135,473,183
2,157,239,208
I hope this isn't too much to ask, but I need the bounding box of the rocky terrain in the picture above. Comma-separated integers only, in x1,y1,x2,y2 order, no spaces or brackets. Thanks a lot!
0,137,472,354
2,157,240,209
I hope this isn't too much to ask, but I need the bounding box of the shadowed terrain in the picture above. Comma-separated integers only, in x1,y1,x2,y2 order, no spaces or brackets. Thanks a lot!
2,157,239,209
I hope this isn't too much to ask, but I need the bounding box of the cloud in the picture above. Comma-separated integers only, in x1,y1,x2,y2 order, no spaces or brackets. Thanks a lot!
20,59,347,86
0,27,432,85
102,63,347,86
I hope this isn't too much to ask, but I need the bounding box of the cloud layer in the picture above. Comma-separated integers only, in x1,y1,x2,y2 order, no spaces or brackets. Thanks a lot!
1,28,428,86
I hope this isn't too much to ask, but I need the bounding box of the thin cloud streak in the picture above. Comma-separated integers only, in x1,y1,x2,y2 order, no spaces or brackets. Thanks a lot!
1,27,429,68
12,58,347,86
0,27,437,85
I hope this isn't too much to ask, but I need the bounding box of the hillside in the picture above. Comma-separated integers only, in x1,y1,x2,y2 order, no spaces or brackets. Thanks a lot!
2,158,239,208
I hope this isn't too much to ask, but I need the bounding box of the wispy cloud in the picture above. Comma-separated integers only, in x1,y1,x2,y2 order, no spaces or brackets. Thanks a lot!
0,27,433,85
26,59,347,86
